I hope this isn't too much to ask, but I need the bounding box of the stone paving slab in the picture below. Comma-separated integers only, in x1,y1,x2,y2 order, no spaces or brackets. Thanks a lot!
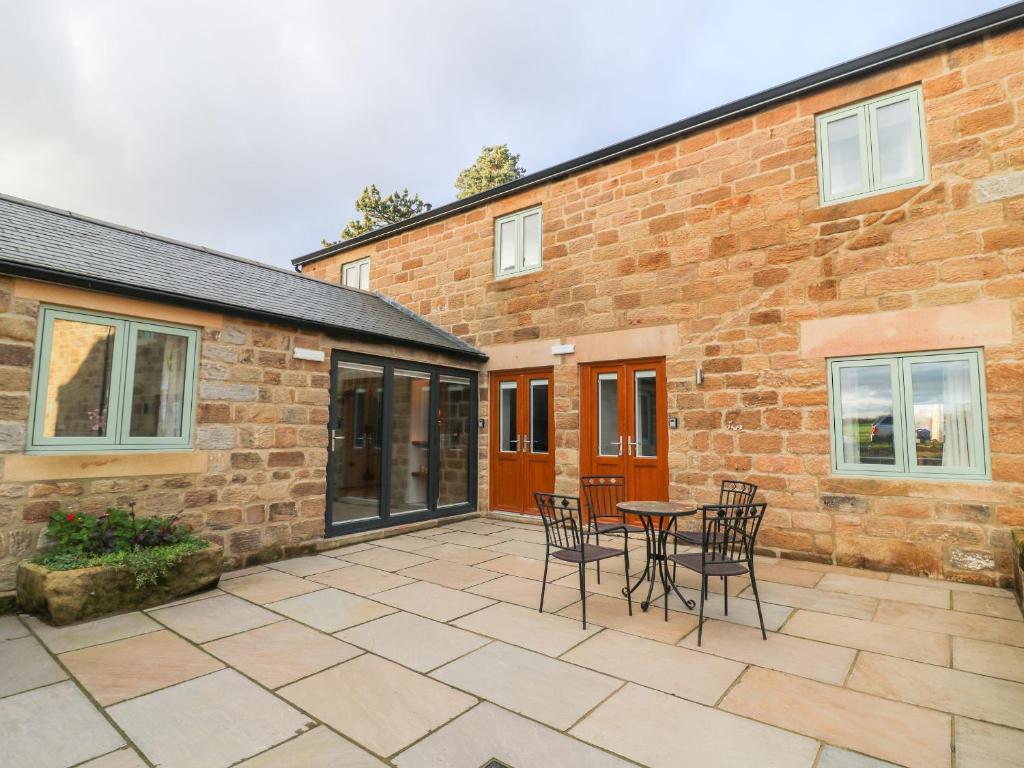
148,593,282,642
955,717,1024,768
25,611,160,653
337,611,489,672
236,726,386,767
0,635,68,697
266,587,396,632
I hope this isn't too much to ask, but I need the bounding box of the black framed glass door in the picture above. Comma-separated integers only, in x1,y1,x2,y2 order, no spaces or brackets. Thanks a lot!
327,351,478,535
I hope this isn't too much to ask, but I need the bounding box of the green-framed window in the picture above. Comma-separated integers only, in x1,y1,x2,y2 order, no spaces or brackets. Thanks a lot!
28,306,199,453
827,349,989,480
816,85,928,205
494,205,542,279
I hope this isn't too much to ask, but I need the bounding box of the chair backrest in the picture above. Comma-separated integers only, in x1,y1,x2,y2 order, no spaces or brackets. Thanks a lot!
535,492,583,552
698,502,766,564
719,479,758,507
580,476,626,523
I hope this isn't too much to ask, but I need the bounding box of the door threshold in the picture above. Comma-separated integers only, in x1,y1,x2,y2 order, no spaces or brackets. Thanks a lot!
486,510,543,527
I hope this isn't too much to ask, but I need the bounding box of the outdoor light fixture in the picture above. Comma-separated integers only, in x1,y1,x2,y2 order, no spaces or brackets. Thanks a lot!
696,367,704,385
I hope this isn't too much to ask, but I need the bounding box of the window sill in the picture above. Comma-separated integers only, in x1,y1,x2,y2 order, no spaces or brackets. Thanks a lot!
3,451,208,482
488,270,544,292
829,469,991,484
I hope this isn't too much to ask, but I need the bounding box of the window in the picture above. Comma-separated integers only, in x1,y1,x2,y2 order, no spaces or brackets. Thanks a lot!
816,86,928,204
29,306,199,452
342,257,370,290
827,349,989,479
494,206,542,278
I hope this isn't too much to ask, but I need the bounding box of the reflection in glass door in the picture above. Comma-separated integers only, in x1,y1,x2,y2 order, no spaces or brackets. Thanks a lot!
328,353,478,534
331,362,384,524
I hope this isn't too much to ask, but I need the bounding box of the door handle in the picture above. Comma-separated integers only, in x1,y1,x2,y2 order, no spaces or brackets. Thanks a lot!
330,428,339,452
615,436,623,456
523,435,531,453
627,436,638,457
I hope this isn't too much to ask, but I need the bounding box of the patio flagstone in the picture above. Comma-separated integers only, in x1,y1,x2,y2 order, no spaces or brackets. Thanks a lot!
677,618,857,685
570,682,819,768
470,573,580,612
720,667,951,768
431,530,512,548
954,717,1024,768
873,600,1024,647
414,541,506,565
25,611,160,653
59,629,223,705
781,609,951,665
279,654,475,757
79,748,148,767
307,563,414,595
952,590,1022,621
148,593,282,642
0,613,28,641
741,580,878,619
397,558,501,589
265,554,352,577
477,553,575,581
236,726,386,767
0,635,68,697
816,746,900,767
431,641,621,730
219,568,325,603
394,701,634,768
337,546,433,572
373,533,442,552
453,601,600,656
336,611,489,672
109,669,313,768
266,588,396,632
952,636,1024,683
847,651,1024,730
816,572,951,608
562,629,744,705
557,595,699,644
485,539,548,560
375,580,495,621
202,619,362,688
1,681,125,768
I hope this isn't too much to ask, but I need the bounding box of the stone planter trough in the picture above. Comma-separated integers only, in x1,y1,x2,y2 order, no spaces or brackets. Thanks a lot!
16,544,222,625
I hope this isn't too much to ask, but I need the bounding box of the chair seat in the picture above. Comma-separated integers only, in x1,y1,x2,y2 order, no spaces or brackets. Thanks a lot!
669,551,749,577
552,544,623,564
591,519,645,534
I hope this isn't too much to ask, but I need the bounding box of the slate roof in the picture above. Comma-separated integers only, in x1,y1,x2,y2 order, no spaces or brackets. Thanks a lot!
0,194,484,359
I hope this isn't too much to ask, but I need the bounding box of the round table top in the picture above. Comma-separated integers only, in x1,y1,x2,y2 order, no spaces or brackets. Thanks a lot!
617,500,697,517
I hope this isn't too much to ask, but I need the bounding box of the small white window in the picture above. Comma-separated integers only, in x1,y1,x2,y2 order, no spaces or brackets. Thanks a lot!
494,206,542,278
342,257,370,290
816,86,928,205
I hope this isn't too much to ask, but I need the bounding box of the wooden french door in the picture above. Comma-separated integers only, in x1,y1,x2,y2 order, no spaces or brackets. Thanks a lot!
580,359,668,502
489,368,555,514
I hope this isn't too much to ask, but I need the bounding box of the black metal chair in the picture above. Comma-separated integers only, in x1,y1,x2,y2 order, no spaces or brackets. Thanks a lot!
580,476,642,583
536,491,632,629
672,479,758,549
668,502,767,646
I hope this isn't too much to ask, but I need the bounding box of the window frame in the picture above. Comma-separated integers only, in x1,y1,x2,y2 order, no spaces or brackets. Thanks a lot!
342,257,370,290
493,205,543,279
827,348,990,481
816,85,929,205
28,305,200,453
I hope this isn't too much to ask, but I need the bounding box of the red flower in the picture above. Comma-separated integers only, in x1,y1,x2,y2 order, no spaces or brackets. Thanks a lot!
66,513,75,522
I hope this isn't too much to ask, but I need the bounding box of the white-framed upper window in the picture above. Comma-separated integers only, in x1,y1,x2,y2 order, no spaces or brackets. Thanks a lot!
816,85,928,205
827,349,989,480
494,205,542,279
28,306,199,453
342,257,370,290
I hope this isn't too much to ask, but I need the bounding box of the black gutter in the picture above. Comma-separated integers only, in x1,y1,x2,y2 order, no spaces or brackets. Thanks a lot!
0,260,489,362
293,1,1024,269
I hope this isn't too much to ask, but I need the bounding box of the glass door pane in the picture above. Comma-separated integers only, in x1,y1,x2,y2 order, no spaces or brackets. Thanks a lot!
438,375,471,507
634,370,657,457
598,373,620,456
529,378,549,453
499,381,518,452
332,362,384,524
389,369,432,515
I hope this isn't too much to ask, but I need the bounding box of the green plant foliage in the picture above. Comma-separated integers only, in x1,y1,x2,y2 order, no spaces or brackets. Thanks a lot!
324,185,432,245
33,507,207,589
454,145,526,200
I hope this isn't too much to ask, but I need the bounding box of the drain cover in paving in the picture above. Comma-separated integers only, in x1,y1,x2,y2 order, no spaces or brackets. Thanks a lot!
481,760,513,768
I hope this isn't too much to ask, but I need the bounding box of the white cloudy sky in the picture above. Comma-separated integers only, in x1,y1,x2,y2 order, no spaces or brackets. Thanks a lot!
0,0,1006,268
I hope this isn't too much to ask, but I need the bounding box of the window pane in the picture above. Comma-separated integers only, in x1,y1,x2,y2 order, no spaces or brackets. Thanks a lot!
530,379,549,453
522,212,541,269
909,359,977,469
43,318,117,438
438,375,471,506
634,371,657,457
876,98,917,186
332,362,384,524
129,330,189,438
598,373,619,456
358,261,370,290
499,381,517,452
390,369,431,515
498,219,517,273
827,113,865,198
838,365,896,465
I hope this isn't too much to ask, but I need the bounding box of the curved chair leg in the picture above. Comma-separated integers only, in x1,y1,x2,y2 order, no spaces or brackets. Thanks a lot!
578,562,587,630
748,565,767,640
539,555,549,613
697,573,707,647
622,547,633,616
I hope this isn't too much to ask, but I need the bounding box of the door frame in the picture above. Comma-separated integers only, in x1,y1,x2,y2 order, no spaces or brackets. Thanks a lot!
579,357,669,501
487,366,555,515
326,349,479,537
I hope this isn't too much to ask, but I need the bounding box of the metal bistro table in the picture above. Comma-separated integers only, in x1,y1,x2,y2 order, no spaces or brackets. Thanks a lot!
617,500,698,620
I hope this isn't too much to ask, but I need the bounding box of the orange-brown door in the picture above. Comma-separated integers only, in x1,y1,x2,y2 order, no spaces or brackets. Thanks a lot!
489,368,554,514
580,359,668,503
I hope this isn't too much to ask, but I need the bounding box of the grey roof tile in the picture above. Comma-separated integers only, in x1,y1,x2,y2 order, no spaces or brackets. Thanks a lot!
0,194,483,359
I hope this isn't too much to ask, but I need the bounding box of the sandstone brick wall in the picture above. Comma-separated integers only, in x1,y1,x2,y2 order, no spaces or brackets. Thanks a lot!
0,278,477,591
303,27,1024,586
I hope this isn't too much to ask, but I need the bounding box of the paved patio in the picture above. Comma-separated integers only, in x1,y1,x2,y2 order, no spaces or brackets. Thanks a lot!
3,516,1023,768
